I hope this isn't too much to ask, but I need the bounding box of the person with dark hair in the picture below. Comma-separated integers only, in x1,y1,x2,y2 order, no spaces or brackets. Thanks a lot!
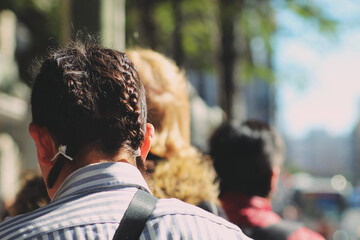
209,120,324,240
0,41,250,239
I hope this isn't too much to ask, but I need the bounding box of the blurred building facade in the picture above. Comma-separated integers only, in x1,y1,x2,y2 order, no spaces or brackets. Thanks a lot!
244,78,276,125
285,130,353,179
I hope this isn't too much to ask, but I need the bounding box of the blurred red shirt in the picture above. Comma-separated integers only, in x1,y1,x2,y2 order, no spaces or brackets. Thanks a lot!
220,192,325,240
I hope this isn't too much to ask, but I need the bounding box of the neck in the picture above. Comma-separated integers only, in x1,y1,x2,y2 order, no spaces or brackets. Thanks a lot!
46,149,136,199
46,162,72,199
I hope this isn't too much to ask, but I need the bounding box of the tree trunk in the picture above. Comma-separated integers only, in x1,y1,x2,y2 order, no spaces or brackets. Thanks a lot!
218,0,240,121
138,0,158,50
172,0,184,67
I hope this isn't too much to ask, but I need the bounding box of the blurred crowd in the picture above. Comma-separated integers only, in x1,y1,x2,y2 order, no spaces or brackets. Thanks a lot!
0,41,333,240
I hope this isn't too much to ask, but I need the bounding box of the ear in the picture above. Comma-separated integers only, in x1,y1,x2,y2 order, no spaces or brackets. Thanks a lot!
270,166,281,194
140,123,154,162
29,123,57,166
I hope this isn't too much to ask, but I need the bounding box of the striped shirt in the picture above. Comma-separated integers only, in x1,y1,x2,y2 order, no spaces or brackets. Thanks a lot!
0,162,251,240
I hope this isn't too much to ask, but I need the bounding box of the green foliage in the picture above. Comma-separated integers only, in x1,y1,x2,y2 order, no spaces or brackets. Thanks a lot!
125,0,217,70
153,1,174,54
155,2,174,34
1,0,339,90
126,0,173,53
24,0,56,13
237,2,275,84
0,0,62,41
41,0,63,41
236,0,338,87
285,0,338,34
241,61,275,85
318,18,337,34
182,0,217,70
125,0,142,47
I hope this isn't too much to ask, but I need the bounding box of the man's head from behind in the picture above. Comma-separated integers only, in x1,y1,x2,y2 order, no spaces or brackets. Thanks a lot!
30,41,150,195
209,120,285,198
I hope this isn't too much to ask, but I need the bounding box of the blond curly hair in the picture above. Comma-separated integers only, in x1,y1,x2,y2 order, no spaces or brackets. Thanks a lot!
126,49,219,205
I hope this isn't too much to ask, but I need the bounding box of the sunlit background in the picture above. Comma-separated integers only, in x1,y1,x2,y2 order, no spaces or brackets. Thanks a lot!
0,0,359,239
275,1,360,239
276,0,360,138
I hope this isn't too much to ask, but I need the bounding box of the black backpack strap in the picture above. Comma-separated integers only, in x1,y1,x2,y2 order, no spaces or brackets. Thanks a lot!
250,220,302,240
112,189,158,240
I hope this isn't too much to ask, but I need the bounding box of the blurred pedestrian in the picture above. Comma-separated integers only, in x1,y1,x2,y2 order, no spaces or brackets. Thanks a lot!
126,49,226,218
7,172,50,217
209,120,325,240
0,40,250,239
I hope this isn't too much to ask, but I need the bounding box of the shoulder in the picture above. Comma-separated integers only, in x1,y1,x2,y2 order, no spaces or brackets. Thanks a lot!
152,198,236,228
0,210,38,239
0,191,128,240
144,198,252,239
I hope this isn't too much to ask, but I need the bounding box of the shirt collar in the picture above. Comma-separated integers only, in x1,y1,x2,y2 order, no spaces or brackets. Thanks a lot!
52,162,151,201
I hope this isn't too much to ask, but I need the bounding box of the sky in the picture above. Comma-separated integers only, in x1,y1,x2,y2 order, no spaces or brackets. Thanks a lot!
274,0,360,139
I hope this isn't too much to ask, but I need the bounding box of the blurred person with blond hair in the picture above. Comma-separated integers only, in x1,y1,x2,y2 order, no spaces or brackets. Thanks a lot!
209,120,325,240
126,49,226,217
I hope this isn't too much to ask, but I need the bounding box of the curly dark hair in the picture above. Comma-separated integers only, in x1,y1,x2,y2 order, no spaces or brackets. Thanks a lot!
209,120,284,197
31,41,147,187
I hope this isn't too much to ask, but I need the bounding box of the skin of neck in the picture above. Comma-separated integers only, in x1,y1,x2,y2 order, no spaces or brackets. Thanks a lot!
43,150,136,199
